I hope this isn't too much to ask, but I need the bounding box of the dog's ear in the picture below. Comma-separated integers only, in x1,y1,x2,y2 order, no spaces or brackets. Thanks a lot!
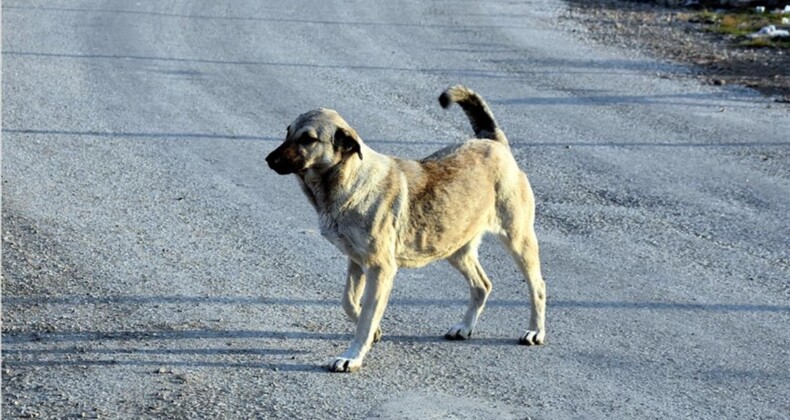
334,127,362,160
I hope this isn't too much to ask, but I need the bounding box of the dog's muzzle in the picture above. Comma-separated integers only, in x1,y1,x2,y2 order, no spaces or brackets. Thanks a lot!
266,152,289,175
266,148,303,175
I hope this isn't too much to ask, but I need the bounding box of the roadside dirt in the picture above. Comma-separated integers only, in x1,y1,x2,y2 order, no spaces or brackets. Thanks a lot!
564,0,790,102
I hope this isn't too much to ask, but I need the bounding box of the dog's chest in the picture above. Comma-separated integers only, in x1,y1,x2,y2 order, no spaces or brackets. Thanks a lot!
319,213,365,259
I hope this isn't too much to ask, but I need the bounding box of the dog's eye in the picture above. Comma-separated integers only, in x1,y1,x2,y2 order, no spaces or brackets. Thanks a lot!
297,135,318,146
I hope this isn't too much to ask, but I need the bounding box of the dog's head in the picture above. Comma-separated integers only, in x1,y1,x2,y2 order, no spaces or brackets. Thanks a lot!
266,109,363,175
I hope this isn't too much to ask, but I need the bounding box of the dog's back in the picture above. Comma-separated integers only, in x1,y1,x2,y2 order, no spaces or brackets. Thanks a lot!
393,87,526,267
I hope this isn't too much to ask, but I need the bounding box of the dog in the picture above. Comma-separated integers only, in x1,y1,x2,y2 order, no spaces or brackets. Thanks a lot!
266,86,546,372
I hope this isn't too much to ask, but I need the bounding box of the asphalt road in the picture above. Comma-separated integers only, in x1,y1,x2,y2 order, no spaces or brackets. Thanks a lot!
3,0,789,418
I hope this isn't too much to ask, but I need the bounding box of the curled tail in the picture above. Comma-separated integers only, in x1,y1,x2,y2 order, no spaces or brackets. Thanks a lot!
439,85,508,145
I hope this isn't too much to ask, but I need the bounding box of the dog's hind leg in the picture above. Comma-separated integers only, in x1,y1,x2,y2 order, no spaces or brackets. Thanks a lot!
342,260,382,342
507,228,546,345
497,173,546,346
499,193,546,345
445,237,493,340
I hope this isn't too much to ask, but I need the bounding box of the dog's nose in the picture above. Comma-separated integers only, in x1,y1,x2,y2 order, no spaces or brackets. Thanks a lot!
265,152,280,168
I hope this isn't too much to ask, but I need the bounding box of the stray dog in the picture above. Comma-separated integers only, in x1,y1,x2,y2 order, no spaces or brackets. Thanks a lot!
266,86,546,372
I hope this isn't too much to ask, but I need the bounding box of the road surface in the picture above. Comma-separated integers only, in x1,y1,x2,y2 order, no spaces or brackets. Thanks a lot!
3,0,789,418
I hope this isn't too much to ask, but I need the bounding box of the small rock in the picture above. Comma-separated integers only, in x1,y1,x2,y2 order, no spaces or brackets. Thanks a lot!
748,25,790,39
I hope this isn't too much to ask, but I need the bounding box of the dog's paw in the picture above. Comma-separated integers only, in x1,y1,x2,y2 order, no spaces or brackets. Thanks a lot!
328,356,363,373
373,327,383,343
519,330,545,346
444,324,473,340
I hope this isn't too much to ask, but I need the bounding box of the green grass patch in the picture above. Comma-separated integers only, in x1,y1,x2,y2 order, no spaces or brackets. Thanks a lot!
692,9,789,49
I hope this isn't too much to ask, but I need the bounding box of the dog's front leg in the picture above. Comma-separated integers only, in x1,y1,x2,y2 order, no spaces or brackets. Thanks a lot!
330,263,396,372
341,260,383,342
341,260,365,323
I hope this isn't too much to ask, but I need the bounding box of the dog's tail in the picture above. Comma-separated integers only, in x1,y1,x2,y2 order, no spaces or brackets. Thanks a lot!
439,85,508,145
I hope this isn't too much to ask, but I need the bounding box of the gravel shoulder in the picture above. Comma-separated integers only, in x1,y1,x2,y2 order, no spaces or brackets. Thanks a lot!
565,0,790,102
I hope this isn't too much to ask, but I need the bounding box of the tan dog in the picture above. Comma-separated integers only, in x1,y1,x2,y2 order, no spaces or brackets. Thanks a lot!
266,86,546,372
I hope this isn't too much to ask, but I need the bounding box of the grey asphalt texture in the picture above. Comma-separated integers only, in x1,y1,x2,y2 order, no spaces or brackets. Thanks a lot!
2,0,789,418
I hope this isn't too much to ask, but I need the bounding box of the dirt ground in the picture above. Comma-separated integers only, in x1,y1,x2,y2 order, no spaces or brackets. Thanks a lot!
565,0,790,102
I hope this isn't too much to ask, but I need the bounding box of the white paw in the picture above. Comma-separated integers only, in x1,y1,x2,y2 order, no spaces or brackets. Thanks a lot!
519,330,545,346
328,356,363,373
444,323,473,340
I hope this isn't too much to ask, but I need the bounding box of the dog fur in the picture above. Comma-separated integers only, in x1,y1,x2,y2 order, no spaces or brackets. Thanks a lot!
266,86,546,372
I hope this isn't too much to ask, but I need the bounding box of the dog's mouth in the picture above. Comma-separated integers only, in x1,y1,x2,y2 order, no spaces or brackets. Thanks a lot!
267,159,299,175
270,165,295,175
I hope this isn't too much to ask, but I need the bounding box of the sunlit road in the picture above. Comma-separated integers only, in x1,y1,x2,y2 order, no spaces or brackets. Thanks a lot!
3,1,789,418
